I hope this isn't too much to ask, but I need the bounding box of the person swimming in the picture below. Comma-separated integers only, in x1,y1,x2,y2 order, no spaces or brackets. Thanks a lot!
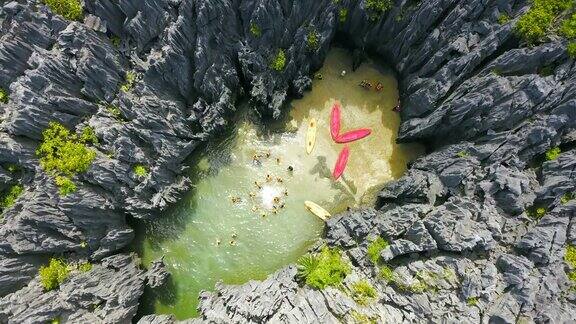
393,99,401,112
287,166,294,172
375,82,383,91
359,80,372,89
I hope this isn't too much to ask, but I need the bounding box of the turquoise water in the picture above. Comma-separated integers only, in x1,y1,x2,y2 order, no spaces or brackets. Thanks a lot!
136,48,423,319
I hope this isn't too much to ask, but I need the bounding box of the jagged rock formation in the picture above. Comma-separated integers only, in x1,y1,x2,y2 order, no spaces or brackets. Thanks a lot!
0,0,575,323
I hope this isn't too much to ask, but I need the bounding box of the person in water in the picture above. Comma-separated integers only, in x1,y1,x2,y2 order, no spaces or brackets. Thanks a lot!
375,82,384,91
359,80,372,89
287,165,294,172
315,73,323,80
340,70,346,77
393,99,401,112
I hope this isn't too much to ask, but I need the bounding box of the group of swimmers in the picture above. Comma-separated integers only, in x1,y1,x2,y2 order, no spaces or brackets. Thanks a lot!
359,80,384,91
220,151,295,247
215,232,238,246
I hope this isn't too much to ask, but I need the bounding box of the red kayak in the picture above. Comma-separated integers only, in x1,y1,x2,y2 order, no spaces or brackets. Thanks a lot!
335,128,371,143
333,146,350,180
330,102,341,140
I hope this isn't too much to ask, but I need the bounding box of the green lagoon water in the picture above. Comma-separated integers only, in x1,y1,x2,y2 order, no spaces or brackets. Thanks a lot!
136,48,423,319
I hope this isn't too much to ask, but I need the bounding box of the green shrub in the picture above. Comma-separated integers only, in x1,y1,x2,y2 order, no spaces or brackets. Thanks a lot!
526,205,546,219
561,13,576,38
350,280,377,305
0,88,8,103
566,245,576,267
80,126,98,145
39,258,69,291
561,192,574,204
306,30,320,50
351,311,377,324
37,122,96,176
1,184,24,208
42,0,83,21
270,49,286,71
568,42,576,58
498,14,511,25
120,71,136,92
250,22,261,37
106,104,123,120
36,122,96,195
367,236,389,264
296,247,350,289
515,0,574,43
456,150,469,158
467,297,479,306
339,8,348,23
565,245,576,283
5,164,20,173
78,262,92,272
379,265,394,283
110,36,121,47
133,164,148,177
545,146,561,160
55,176,77,195
364,0,392,20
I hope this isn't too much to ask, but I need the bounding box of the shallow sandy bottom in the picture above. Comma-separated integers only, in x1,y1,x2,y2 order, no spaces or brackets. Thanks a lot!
136,48,423,319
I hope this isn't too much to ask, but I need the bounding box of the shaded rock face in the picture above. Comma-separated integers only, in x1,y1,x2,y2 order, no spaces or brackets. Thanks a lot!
0,0,575,324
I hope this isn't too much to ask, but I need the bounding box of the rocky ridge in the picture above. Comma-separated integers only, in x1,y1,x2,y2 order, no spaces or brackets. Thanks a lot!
0,0,575,323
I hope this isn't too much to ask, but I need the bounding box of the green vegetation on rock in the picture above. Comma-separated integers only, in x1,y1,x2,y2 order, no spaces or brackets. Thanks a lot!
36,122,97,195
306,30,320,50
515,0,574,43
0,88,8,103
120,71,136,93
565,245,576,283
456,150,470,158
250,22,261,37
5,164,20,173
1,184,24,209
561,13,576,38
270,49,286,71
55,176,76,196
561,192,575,204
80,126,98,145
339,8,348,23
133,164,148,177
78,262,92,272
350,311,377,324
110,35,121,47
39,258,69,291
367,236,389,264
296,247,350,289
545,146,561,160
467,297,479,306
568,42,576,58
379,265,394,282
526,205,546,219
42,0,84,21
350,280,377,305
364,0,393,20
106,104,123,120
498,14,511,25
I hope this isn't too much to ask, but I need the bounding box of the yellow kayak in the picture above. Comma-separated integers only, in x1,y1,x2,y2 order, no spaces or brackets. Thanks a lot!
306,118,317,154
304,200,331,221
